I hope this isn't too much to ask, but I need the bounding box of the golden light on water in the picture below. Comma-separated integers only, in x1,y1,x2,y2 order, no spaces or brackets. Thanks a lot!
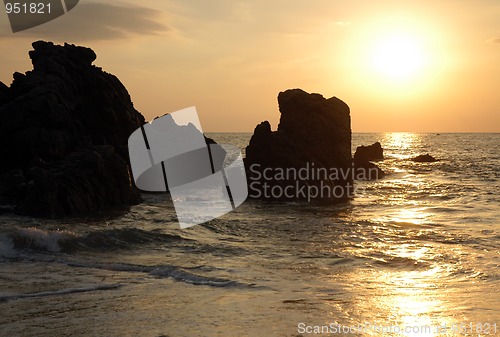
346,259,456,336
374,208,433,226
392,244,429,261
377,253,464,337
335,202,462,336
382,132,422,151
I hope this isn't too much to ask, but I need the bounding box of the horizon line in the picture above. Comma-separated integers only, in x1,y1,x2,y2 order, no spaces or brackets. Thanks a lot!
204,131,500,134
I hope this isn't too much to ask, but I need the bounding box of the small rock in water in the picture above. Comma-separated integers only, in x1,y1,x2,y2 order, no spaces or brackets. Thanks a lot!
353,142,385,180
411,154,438,162
354,142,384,163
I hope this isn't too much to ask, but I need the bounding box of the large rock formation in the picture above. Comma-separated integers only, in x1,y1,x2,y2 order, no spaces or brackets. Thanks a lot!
245,89,353,200
0,41,145,217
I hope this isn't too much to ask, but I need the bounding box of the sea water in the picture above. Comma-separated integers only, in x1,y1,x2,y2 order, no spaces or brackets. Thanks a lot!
0,133,498,337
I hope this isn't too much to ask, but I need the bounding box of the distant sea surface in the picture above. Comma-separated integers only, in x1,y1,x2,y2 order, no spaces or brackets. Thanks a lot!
0,133,499,337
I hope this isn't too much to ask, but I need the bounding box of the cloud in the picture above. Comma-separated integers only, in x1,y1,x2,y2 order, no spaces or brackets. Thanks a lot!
489,37,500,44
0,2,170,41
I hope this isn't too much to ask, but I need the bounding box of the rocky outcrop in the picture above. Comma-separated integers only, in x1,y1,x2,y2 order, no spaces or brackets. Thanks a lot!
0,82,8,105
354,142,384,163
0,41,145,217
353,142,385,180
412,154,437,162
245,89,353,200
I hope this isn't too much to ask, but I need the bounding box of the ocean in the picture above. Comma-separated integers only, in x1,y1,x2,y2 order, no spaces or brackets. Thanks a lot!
0,133,498,337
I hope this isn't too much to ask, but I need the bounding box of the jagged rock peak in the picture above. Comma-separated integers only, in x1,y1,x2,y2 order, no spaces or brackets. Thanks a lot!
0,41,145,217
29,41,97,70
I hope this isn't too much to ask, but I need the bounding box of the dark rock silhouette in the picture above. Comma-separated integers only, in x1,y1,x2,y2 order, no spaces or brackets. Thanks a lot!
353,161,385,180
354,142,384,163
353,142,385,180
0,82,8,105
0,41,145,217
412,154,438,162
245,89,353,200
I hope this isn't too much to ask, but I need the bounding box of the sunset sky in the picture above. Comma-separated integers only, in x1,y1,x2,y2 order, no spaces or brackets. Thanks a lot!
1,0,499,132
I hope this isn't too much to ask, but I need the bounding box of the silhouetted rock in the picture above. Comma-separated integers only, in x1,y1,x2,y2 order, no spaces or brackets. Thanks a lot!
245,89,353,200
0,41,145,217
354,161,385,180
0,82,8,105
354,142,384,163
353,142,385,180
412,154,437,162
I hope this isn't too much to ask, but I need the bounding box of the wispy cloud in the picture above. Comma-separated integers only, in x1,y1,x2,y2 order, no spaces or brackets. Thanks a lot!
488,37,500,44
0,2,170,41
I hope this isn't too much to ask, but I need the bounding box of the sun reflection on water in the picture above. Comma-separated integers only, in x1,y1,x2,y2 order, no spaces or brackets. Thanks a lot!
370,207,456,336
374,208,433,227
345,264,457,337
380,132,424,163
382,132,422,151
330,226,460,336
332,133,495,336
377,268,450,337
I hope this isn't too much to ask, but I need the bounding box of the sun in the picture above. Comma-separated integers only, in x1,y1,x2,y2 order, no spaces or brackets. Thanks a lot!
370,33,427,82
336,18,445,99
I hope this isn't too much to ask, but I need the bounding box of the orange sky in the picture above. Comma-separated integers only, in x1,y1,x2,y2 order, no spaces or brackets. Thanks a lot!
1,0,499,132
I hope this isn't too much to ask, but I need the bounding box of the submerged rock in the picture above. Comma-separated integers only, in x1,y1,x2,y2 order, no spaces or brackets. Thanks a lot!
245,89,353,200
0,41,145,217
354,161,385,180
412,154,438,163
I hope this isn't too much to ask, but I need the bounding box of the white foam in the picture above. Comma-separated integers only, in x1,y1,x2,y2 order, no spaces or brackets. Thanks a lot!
69,261,239,287
150,266,236,287
16,227,76,252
